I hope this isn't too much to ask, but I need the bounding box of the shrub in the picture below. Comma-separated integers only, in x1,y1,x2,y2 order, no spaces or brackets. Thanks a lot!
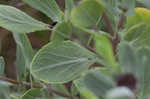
0,0,149,99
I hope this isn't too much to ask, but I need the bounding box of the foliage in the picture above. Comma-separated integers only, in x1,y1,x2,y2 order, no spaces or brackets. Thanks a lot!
0,0,150,99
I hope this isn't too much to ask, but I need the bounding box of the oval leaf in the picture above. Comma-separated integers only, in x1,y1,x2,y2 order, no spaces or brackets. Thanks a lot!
31,41,97,83
0,5,49,33
71,0,104,27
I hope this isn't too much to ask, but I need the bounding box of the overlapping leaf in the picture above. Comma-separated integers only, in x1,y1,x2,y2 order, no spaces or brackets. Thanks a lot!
94,34,116,67
13,33,34,67
51,21,71,42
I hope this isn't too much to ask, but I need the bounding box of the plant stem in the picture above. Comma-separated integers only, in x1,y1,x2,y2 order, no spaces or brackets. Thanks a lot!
0,77,70,98
102,12,115,37
118,13,125,30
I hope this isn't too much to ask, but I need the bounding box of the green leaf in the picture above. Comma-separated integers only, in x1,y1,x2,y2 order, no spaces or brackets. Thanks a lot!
0,82,11,99
31,41,97,83
0,57,5,76
51,21,71,42
13,33,34,67
65,0,74,20
136,47,150,99
71,0,104,27
21,88,42,99
125,8,150,47
94,34,116,67
22,0,63,22
106,87,134,99
117,42,139,75
16,45,26,76
79,89,99,99
51,84,70,96
0,5,49,33
137,0,150,9
74,69,116,99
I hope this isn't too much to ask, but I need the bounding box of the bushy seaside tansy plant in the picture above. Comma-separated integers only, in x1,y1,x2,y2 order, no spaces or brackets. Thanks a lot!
0,0,150,99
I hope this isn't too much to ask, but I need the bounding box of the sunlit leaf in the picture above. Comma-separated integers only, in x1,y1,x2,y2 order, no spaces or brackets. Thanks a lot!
94,34,116,67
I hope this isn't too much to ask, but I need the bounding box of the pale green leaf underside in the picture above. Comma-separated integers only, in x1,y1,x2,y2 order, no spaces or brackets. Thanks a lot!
22,0,63,22
0,5,49,33
31,41,96,83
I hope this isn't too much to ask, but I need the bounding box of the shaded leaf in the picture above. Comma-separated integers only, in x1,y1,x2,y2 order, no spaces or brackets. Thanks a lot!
16,45,26,76
21,88,42,99
22,0,63,22
13,33,34,67
31,41,97,83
